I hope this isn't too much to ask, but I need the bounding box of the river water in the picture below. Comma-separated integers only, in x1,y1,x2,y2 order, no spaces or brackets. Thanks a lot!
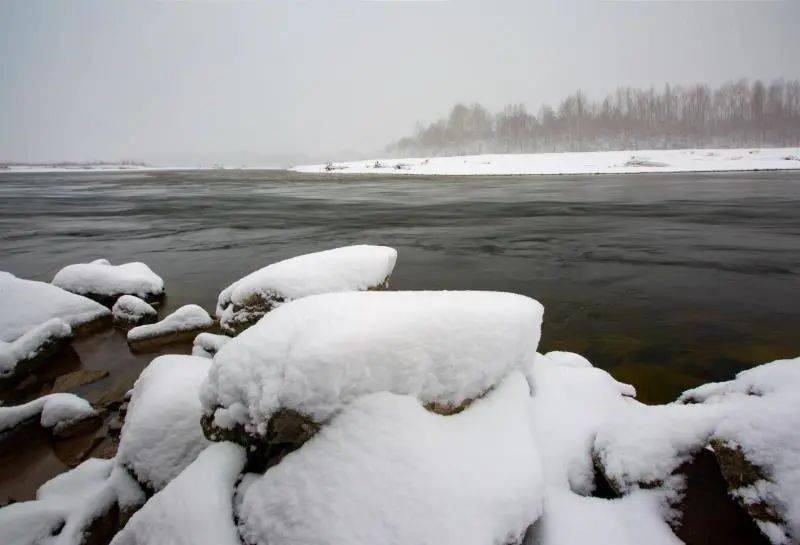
1,168,800,501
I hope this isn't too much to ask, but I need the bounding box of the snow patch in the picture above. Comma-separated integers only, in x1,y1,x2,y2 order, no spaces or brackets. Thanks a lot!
0,318,72,378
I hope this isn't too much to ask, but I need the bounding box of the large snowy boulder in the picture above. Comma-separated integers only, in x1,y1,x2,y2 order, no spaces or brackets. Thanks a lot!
0,318,73,386
216,245,397,334
593,357,800,545
201,290,543,463
52,259,164,306
110,443,246,545
236,372,542,545
112,295,157,328
0,271,110,342
116,355,212,492
126,304,212,353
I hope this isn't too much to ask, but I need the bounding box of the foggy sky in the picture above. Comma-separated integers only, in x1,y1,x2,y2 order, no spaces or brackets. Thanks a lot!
1,0,799,166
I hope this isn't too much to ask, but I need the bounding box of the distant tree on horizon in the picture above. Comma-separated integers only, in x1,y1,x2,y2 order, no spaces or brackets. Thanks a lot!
387,78,800,156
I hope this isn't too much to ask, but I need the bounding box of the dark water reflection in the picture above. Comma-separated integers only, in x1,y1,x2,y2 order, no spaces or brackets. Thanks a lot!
1,169,799,408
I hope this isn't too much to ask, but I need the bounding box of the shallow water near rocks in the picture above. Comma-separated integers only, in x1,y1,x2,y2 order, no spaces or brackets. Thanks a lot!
1,168,799,501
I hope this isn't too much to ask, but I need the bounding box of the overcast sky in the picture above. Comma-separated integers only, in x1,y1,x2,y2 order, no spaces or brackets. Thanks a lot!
1,0,799,165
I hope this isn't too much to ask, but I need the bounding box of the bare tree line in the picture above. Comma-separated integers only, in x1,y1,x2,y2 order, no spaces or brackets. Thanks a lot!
387,79,800,156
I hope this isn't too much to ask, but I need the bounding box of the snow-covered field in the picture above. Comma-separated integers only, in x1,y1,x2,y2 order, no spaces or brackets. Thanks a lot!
292,147,800,176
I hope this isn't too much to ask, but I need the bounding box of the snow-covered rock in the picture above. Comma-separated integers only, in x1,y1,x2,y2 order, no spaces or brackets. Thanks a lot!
0,271,110,342
116,355,212,492
126,305,212,353
0,458,144,545
191,332,231,359
111,443,246,545
216,245,397,334
52,259,164,305
112,295,157,328
0,392,98,438
201,290,543,450
237,372,542,545
593,357,800,544
0,318,73,385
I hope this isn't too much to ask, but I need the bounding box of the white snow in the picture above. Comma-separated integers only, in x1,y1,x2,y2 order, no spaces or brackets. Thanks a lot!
0,393,96,434
52,259,164,300
0,318,72,378
593,356,800,544
202,290,543,433
127,305,212,344
0,271,109,342
0,458,143,545
293,147,800,176
116,355,212,491
216,245,397,333
537,487,682,545
111,442,246,545
111,295,157,324
528,351,639,493
237,372,542,545
191,332,231,359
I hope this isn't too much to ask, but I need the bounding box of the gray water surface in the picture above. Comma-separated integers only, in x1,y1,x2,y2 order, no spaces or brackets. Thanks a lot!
2,168,799,403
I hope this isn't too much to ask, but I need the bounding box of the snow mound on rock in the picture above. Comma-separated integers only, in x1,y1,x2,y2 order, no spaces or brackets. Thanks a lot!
0,392,96,434
0,271,109,342
202,290,543,433
216,245,397,334
0,318,72,378
111,442,246,545
528,351,639,493
127,305,212,344
112,295,157,325
191,332,231,359
52,259,164,300
116,355,212,491
237,372,542,545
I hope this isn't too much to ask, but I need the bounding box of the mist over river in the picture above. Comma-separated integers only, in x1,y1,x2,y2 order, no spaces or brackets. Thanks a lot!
2,168,799,408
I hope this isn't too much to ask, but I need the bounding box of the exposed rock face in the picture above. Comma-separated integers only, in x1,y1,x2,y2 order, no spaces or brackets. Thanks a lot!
127,305,213,353
202,408,319,472
710,440,787,538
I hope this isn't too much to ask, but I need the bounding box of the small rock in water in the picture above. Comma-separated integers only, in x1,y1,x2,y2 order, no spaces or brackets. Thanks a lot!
0,318,73,390
216,245,397,335
127,305,213,353
52,259,165,306
112,295,158,328
51,369,109,393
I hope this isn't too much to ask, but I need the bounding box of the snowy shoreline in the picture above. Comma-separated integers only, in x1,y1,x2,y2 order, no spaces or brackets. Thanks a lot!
292,147,800,176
